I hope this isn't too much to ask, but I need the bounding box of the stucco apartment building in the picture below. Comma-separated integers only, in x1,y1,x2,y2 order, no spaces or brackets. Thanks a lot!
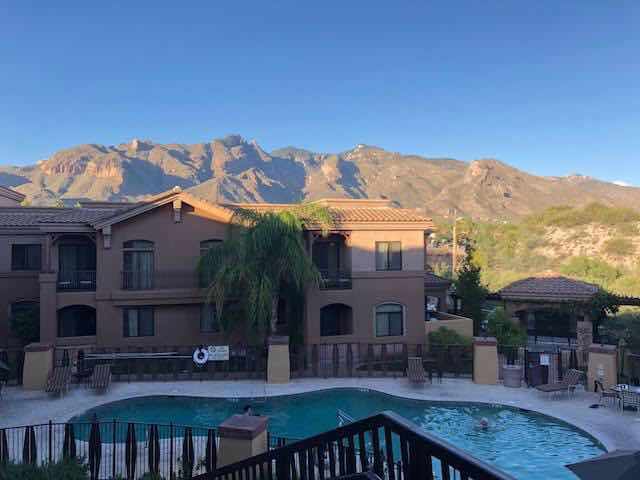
0,186,437,351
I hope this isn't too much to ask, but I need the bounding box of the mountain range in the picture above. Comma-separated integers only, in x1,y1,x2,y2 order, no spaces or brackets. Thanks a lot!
1,134,638,221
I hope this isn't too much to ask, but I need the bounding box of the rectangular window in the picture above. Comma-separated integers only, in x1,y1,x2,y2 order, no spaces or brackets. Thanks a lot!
200,304,219,333
123,306,154,337
11,244,42,271
375,304,404,337
375,242,402,271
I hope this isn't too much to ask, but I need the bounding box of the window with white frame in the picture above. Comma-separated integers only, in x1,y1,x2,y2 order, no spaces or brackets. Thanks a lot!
375,303,404,337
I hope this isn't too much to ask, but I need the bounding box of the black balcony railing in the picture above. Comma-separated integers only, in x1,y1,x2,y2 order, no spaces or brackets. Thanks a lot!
194,411,514,480
121,270,202,290
57,270,96,291
319,269,352,289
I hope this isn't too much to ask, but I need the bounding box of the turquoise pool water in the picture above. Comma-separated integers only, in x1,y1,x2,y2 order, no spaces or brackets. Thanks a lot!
71,388,604,479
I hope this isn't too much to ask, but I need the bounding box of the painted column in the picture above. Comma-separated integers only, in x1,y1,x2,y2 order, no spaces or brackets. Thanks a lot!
473,337,498,385
38,272,57,344
217,414,269,467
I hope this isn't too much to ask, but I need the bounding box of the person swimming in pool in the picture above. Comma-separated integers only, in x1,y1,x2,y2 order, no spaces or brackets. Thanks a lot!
476,417,489,430
243,405,254,415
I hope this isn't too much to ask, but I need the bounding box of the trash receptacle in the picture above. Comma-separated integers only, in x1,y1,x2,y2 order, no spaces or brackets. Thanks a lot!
503,364,523,388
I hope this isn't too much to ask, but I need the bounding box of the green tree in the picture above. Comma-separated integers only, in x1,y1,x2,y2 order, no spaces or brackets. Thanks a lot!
9,308,40,345
486,307,527,346
199,203,334,339
454,244,487,335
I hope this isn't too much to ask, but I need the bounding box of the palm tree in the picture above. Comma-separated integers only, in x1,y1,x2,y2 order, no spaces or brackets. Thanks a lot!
199,203,334,338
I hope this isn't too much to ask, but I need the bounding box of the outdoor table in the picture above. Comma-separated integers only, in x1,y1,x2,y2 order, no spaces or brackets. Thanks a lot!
613,385,640,394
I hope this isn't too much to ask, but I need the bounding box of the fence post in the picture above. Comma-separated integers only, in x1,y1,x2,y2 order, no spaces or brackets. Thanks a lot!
169,423,174,480
112,419,116,478
48,420,53,464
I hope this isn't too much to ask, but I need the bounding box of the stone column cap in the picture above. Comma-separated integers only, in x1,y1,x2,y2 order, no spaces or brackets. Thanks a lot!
24,342,54,352
473,337,497,346
219,415,269,440
589,344,617,354
268,335,289,345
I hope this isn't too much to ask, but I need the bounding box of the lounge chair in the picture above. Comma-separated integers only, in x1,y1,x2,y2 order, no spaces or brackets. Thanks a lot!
594,380,619,407
620,390,640,413
45,366,72,396
535,368,582,397
406,356,426,384
90,364,112,391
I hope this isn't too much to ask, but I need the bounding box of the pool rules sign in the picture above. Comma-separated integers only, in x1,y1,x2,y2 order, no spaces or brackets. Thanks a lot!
207,345,230,361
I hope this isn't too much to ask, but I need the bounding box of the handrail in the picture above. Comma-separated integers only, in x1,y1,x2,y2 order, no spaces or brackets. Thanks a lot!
197,411,515,479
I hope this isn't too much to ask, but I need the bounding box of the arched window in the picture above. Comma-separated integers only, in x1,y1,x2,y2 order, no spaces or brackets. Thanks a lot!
57,305,96,337
320,304,353,336
375,303,404,337
123,240,155,289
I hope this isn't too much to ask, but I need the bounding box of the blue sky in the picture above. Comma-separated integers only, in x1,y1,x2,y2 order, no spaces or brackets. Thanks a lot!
0,1,638,185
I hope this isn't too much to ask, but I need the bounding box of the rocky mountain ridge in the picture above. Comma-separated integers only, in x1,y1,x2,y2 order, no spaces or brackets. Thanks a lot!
1,134,638,221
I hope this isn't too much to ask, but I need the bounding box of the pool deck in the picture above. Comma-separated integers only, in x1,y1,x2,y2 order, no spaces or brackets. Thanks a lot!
2,378,639,451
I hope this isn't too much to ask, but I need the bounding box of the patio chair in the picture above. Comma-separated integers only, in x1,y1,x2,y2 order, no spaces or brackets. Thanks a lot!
620,390,640,414
90,364,112,392
45,366,72,396
406,357,426,385
535,368,582,397
594,380,619,407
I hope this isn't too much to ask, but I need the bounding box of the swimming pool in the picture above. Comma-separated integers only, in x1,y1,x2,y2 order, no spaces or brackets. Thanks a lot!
71,388,604,479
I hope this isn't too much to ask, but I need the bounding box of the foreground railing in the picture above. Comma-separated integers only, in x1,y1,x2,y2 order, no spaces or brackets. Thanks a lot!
0,420,292,480
194,411,514,480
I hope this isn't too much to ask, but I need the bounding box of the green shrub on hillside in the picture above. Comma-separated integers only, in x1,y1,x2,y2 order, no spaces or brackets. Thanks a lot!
527,203,640,228
560,256,622,286
603,237,636,256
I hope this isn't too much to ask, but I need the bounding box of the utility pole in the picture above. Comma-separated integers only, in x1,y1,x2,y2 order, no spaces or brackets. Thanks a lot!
452,210,458,276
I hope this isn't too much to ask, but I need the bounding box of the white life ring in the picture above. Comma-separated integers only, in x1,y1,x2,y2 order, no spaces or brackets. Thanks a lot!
193,347,209,365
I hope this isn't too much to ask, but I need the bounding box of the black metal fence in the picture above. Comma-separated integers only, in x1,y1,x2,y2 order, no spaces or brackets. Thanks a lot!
289,343,472,380
0,420,292,480
497,345,589,387
193,411,514,480
57,270,97,291
0,348,24,386
54,345,268,383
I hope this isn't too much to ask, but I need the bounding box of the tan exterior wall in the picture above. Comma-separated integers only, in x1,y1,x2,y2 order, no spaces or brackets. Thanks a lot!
424,314,473,342
3,200,430,350
0,233,43,347
305,272,425,345
350,230,424,272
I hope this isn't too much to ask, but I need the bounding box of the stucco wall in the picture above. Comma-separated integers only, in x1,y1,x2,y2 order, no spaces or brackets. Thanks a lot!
0,234,43,347
305,272,426,345
349,230,424,272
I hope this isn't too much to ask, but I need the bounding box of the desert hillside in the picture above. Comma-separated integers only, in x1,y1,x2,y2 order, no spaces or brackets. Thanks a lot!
1,134,639,222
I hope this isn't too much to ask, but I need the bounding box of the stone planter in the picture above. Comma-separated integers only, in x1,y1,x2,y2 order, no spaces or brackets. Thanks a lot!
502,364,523,388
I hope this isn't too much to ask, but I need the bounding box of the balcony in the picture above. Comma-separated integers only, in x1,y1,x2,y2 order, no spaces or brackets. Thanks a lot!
121,270,202,290
57,270,96,291
319,269,352,290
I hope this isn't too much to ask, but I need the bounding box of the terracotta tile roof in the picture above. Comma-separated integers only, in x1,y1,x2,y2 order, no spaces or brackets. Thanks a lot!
498,275,600,301
0,206,132,228
0,186,25,202
424,272,453,289
39,207,128,224
0,208,72,227
223,200,433,224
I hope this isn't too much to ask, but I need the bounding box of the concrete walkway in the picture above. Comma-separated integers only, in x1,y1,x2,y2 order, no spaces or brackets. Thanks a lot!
2,378,639,451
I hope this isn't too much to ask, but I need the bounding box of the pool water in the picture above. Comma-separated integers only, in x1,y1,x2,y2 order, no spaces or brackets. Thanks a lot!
71,388,604,479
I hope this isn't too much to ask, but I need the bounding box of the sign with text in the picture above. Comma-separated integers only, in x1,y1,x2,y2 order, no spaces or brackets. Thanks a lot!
540,354,550,366
207,345,229,361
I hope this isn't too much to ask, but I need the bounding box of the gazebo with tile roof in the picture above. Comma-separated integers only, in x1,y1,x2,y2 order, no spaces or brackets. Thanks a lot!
496,275,602,348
